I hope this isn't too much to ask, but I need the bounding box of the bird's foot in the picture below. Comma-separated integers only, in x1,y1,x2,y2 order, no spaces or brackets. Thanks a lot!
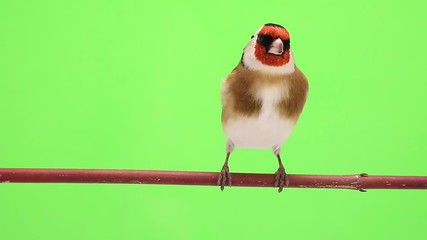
217,164,231,191
275,165,289,193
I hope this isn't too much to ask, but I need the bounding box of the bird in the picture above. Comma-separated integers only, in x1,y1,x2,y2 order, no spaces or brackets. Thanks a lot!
218,23,309,192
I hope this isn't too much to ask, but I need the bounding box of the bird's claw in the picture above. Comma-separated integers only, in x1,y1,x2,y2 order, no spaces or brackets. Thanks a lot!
275,165,289,193
217,164,231,191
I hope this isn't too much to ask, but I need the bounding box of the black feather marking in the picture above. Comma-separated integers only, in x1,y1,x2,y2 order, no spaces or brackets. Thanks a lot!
264,23,285,29
257,34,274,48
283,39,290,51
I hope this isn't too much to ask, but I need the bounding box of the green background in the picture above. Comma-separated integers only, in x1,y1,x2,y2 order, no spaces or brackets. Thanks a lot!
1,0,426,239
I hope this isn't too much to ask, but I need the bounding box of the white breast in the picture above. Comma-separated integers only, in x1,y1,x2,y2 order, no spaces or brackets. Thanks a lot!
224,85,295,149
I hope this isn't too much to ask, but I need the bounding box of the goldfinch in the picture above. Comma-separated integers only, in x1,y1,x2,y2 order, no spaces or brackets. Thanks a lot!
218,23,309,192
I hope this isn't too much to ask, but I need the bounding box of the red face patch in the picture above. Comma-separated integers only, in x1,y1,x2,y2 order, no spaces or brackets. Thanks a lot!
254,25,290,66
259,25,290,40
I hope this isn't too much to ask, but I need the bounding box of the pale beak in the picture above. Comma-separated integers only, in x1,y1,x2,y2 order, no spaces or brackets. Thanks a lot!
267,38,284,55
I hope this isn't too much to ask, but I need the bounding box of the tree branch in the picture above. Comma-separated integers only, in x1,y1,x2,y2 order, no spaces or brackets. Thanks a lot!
0,168,426,191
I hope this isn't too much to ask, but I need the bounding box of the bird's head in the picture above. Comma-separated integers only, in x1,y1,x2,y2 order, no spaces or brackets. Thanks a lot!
242,23,295,75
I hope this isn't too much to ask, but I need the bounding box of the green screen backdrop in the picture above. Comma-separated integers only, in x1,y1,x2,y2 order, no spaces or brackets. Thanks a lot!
1,0,426,239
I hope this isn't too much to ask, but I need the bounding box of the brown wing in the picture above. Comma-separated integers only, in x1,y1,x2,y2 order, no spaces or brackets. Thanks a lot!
277,67,309,120
221,64,262,125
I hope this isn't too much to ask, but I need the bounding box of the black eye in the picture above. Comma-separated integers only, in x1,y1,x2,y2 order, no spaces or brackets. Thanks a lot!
283,39,290,51
251,35,254,39
257,34,273,47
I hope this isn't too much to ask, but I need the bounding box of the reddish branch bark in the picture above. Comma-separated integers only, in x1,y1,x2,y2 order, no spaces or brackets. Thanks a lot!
0,168,426,191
